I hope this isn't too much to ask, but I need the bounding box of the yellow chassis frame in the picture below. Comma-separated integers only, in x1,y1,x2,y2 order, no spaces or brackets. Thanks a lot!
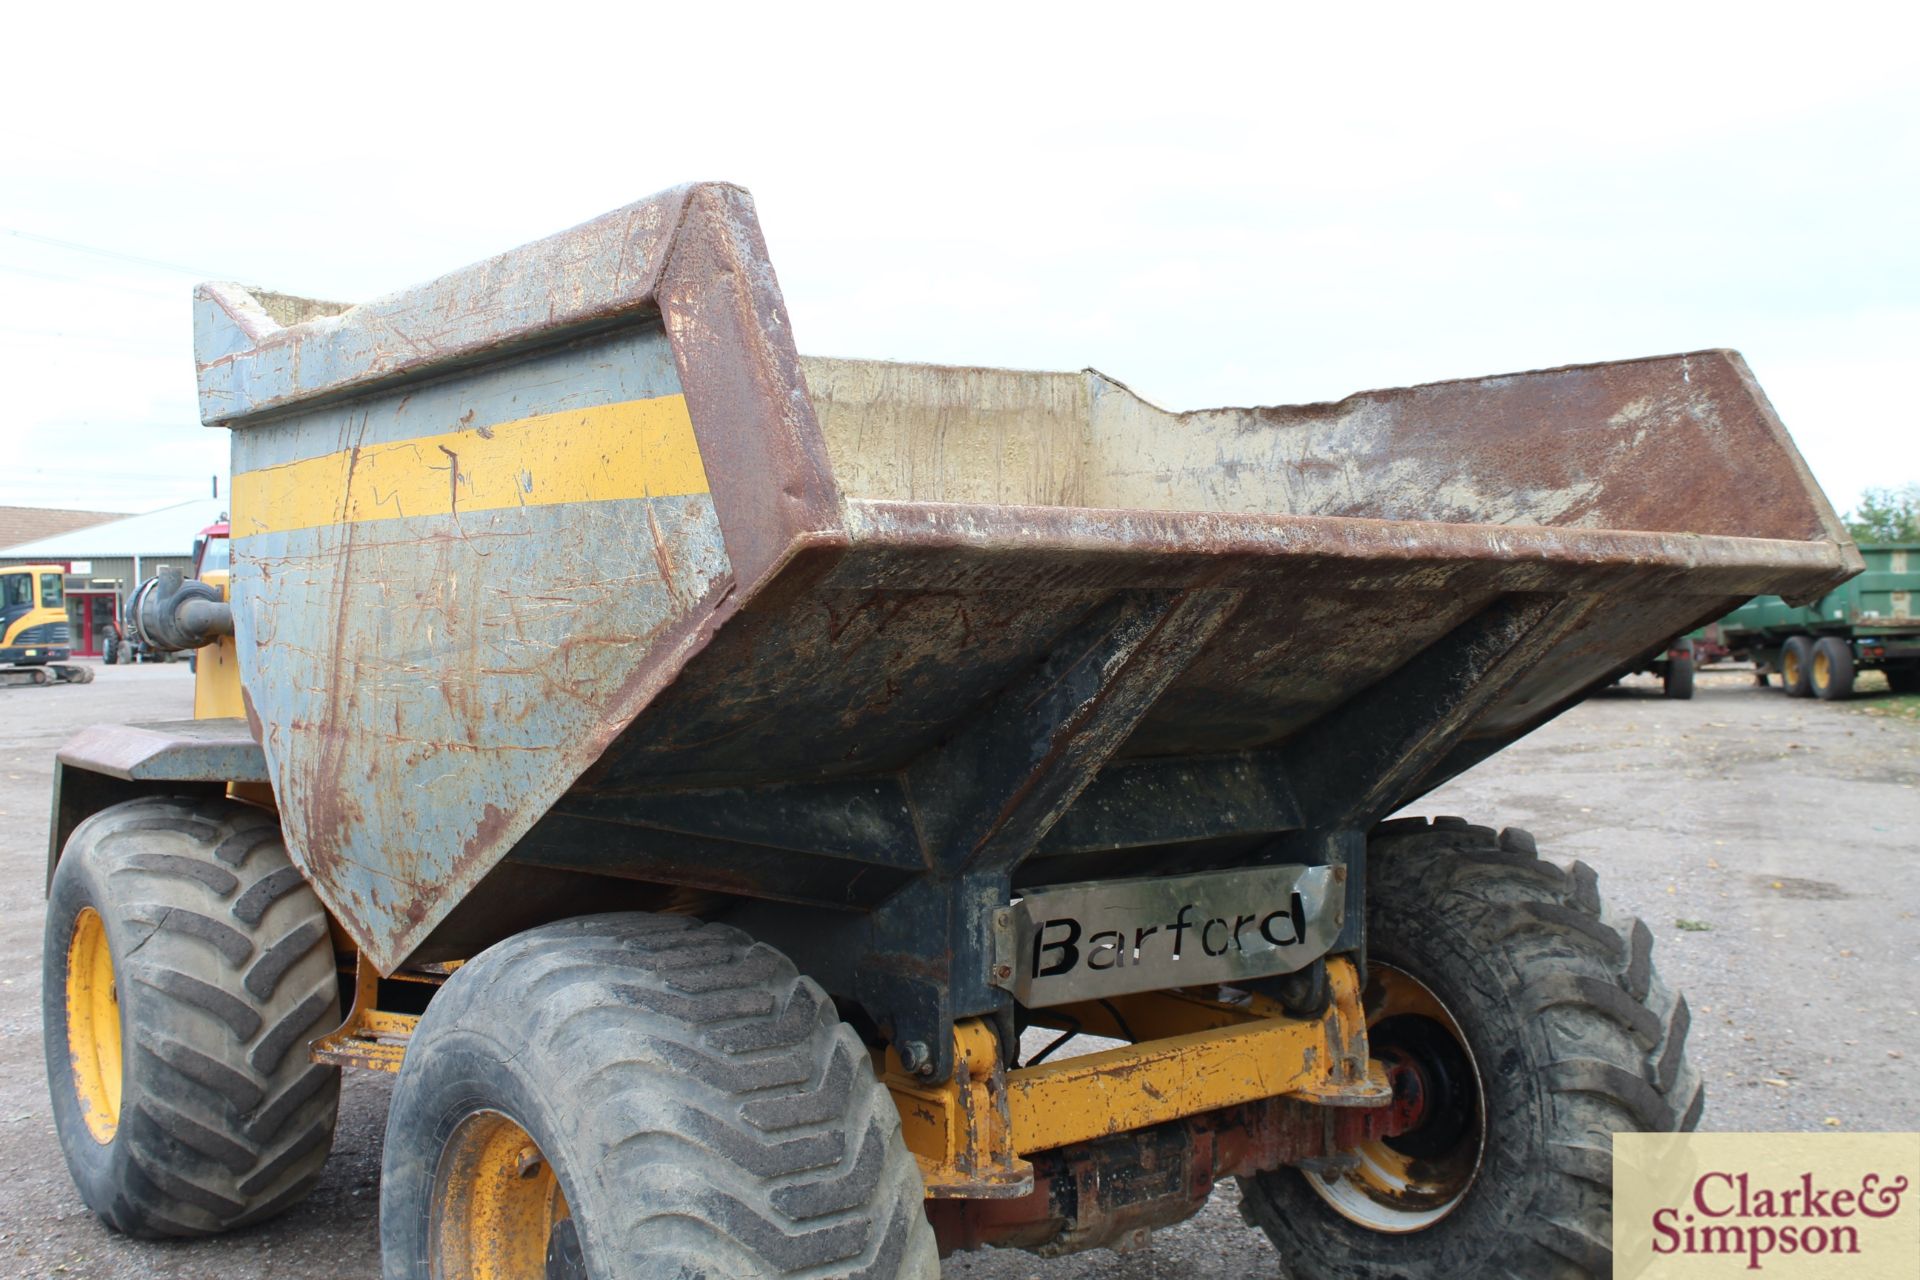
313,950,1386,1199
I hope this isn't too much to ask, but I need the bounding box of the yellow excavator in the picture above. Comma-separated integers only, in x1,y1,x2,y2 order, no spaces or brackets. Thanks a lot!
1,564,92,685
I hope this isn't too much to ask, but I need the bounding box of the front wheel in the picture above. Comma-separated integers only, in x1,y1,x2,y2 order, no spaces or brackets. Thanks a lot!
1238,818,1700,1279
379,914,938,1280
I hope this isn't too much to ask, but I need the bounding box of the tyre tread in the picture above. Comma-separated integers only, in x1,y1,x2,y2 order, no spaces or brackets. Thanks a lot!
44,798,341,1239
383,914,938,1279
1239,818,1700,1279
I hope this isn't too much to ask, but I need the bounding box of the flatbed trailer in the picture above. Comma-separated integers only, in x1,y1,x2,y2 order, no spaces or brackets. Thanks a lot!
40,184,1857,1279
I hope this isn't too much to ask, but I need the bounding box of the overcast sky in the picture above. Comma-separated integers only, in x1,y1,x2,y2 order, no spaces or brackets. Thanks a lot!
2,4,1914,521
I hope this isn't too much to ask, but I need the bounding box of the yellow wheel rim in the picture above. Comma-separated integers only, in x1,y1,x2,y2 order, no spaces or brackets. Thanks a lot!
1812,649,1830,692
432,1109,575,1280
66,906,124,1144
1783,648,1803,686
1304,964,1485,1233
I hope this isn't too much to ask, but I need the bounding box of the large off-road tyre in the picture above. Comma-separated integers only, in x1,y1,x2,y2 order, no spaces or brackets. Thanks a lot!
1811,636,1855,701
380,913,938,1280
1888,665,1920,695
1780,635,1814,697
42,796,342,1238
1239,817,1701,1280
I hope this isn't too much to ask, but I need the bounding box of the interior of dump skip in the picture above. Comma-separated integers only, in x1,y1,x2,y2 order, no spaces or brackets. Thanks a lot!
799,352,1831,544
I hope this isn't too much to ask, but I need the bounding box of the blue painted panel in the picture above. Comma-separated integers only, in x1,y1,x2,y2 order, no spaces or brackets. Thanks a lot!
227,324,731,971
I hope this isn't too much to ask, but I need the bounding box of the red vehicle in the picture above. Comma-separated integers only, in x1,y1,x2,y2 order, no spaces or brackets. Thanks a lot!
192,519,230,578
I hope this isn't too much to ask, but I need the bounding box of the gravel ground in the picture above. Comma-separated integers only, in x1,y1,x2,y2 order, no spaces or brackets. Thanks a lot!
2,661,1915,1278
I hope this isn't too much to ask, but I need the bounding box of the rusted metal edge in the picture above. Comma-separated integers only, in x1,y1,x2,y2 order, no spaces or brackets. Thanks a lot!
1110,348,1853,558
194,187,699,428
836,501,1854,600
197,180,845,622
1718,352,1864,601
1187,346,1796,419
656,184,846,592
55,719,268,783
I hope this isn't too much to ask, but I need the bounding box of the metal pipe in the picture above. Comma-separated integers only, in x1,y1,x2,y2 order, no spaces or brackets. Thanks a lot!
132,566,232,652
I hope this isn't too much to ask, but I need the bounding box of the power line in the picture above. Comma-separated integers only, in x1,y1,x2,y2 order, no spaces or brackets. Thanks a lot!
3,228,225,279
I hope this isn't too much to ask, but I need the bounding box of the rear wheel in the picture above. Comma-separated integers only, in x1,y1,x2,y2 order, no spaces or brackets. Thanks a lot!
1780,636,1814,697
1810,637,1854,701
1662,652,1695,700
380,913,938,1280
1238,818,1700,1279
42,797,341,1237
1888,665,1920,695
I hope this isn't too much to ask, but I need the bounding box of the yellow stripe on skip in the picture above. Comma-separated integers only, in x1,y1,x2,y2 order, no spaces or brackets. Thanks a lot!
230,394,707,538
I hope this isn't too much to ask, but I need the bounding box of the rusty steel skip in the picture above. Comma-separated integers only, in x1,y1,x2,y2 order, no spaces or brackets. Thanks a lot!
40,182,1858,1278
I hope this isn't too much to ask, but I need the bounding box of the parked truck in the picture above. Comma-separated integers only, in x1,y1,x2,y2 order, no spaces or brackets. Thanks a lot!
1704,544,1919,699
40,184,1859,1280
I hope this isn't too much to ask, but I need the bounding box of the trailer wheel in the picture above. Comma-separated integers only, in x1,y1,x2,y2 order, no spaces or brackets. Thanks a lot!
1662,652,1694,700
380,914,939,1280
1888,665,1920,695
1780,635,1814,696
1238,819,1700,1279
42,797,342,1238
1810,637,1854,701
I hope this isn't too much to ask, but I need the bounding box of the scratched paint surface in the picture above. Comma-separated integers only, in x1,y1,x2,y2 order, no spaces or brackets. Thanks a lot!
229,324,729,969
193,195,677,425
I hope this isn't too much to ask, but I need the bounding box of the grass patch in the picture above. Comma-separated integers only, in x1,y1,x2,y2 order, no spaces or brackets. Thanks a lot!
1847,668,1920,723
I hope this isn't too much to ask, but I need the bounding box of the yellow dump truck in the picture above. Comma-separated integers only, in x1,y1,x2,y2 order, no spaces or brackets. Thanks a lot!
41,183,1858,1278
